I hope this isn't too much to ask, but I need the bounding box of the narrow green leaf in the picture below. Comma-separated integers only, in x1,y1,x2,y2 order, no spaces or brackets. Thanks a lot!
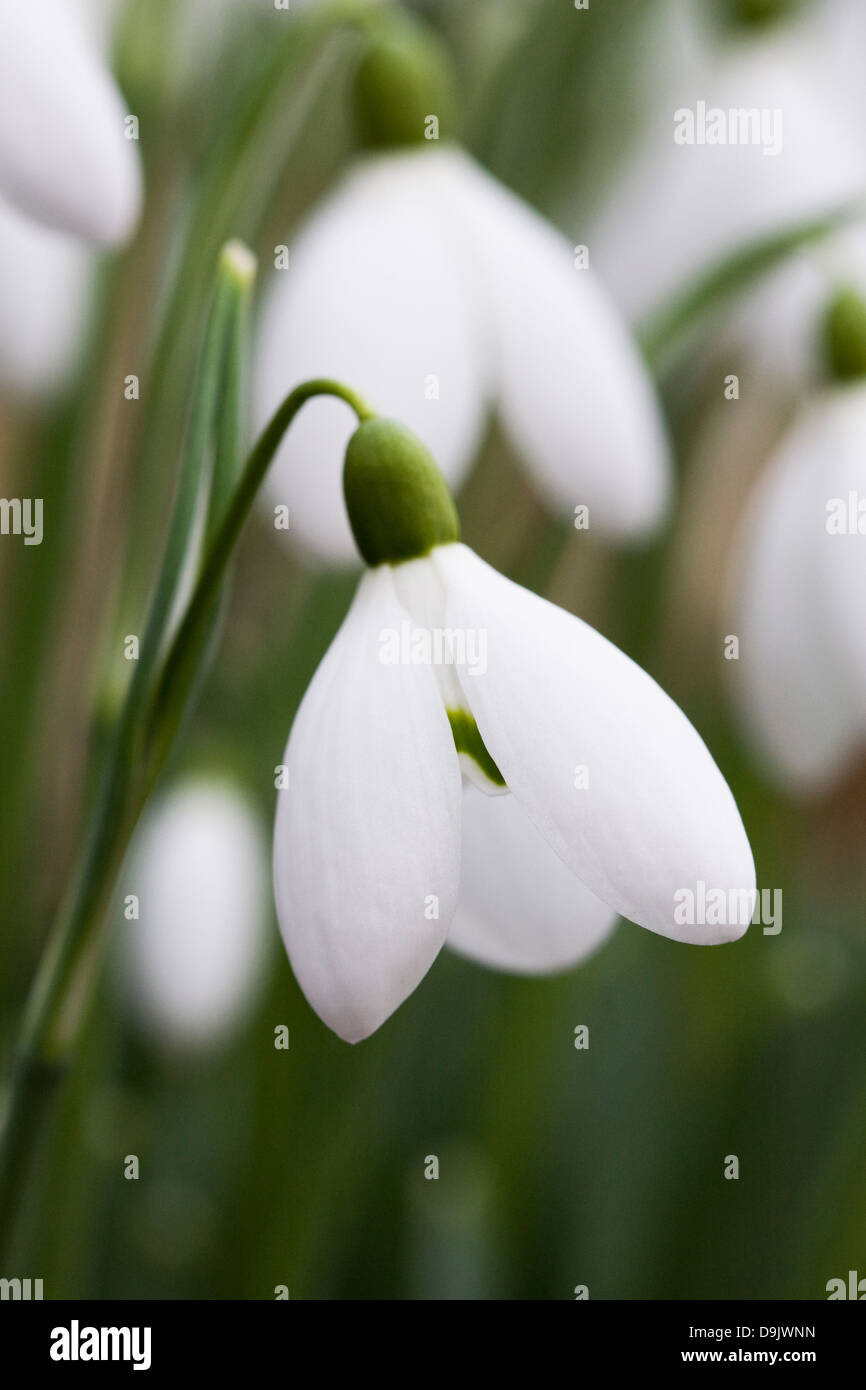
640,206,861,370
206,242,258,546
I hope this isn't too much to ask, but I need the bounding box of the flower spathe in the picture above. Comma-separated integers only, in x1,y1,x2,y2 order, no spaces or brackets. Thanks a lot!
254,145,671,565
0,0,141,246
275,522,755,1043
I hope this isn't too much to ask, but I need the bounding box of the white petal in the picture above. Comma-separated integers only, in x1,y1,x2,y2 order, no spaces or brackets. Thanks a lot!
274,565,463,1041
0,199,92,395
0,0,141,245
798,0,866,135
449,786,617,974
820,395,866,704
440,150,670,536
119,780,270,1050
435,543,755,944
253,150,488,565
731,392,865,791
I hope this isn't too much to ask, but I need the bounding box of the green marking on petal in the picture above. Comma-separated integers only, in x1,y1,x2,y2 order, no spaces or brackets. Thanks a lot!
447,709,506,788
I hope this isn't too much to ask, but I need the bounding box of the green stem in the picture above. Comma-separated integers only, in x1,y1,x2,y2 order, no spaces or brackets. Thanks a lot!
0,742,139,1256
0,378,372,1260
143,381,372,768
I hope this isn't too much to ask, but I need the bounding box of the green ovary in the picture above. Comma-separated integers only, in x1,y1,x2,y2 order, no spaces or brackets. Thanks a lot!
447,709,506,788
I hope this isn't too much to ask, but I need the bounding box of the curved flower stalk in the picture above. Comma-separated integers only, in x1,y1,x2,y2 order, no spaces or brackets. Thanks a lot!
275,415,756,1043
731,375,866,793
117,778,270,1051
254,13,671,564
0,0,141,246
590,0,865,331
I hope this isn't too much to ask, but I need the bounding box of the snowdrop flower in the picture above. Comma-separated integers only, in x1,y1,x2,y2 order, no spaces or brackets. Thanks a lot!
731,298,866,791
0,0,141,246
590,0,865,329
119,779,270,1050
254,13,670,565
708,0,866,392
274,413,755,1042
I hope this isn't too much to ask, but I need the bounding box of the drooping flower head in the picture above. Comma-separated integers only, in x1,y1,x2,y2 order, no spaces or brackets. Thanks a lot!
0,0,142,394
591,0,865,330
731,287,866,790
0,0,141,246
274,409,756,1041
254,8,671,564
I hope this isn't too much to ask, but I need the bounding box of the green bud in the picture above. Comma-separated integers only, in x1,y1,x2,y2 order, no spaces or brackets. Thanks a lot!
353,12,459,150
724,0,802,29
823,288,866,383
343,417,460,567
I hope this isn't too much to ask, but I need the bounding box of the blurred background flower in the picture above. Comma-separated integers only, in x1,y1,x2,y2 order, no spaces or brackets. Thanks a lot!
0,0,141,243
731,377,866,790
0,0,141,393
255,126,670,560
116,777,271,1051
590,0,864,328
2,0,866,1301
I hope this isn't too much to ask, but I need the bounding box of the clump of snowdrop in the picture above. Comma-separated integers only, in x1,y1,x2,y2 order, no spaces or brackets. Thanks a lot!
254,10,671,564
119,779,270,1051
274,411,756,1042
730,289,866,792
0,0,142,394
